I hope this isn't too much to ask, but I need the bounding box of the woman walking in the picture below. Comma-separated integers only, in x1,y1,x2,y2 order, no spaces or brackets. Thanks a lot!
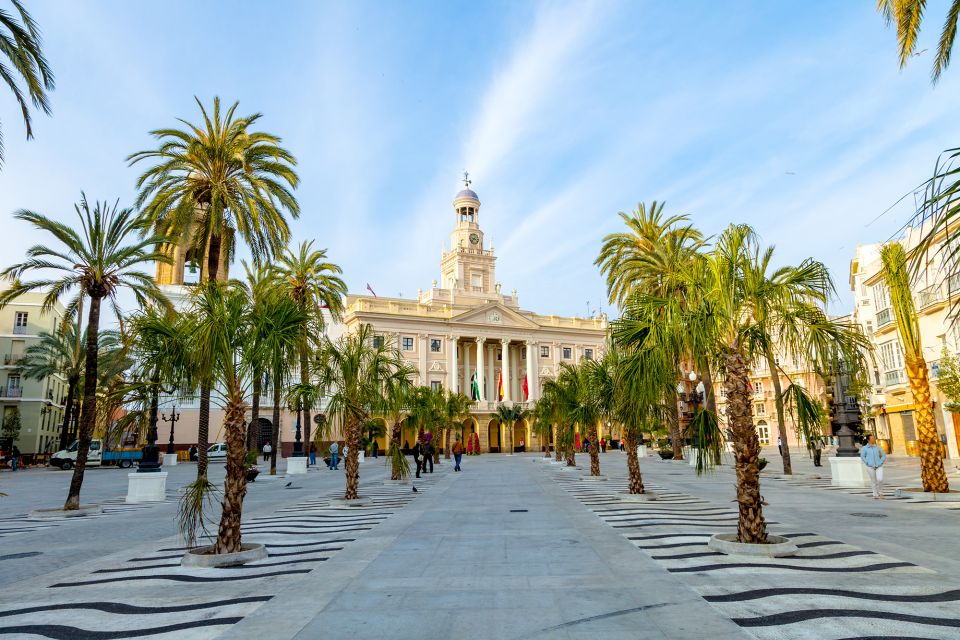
860,434,887,499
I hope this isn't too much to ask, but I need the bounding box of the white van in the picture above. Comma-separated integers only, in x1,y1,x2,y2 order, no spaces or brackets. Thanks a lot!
207,442,227,460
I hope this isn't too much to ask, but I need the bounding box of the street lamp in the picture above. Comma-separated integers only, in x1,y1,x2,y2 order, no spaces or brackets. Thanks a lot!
161,406,180,455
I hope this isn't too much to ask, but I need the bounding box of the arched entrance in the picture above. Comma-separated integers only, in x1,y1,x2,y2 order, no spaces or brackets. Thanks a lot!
514,419,527,452
256,418,273,449
366,417,388,454
488,419,501,453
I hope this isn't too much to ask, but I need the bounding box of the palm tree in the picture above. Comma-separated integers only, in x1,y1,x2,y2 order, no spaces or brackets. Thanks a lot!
381,372,415,480
20,323,83,450
876,0,960,82
276,241,347,460
441,391,473,459
880,242,950,492
0,0,54,168
240,262,277,453
541,366,583,467
1,196,170,510
318,324,409,499
129,96,300,479
494,402,529,455
530,397,555,458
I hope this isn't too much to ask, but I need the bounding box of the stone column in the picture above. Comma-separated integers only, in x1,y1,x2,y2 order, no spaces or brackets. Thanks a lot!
448,336,459,393
487,344,495,403
501,338,511,403
418,333,428,386
475,337,485,402
526,340,536,402
464,340,472,399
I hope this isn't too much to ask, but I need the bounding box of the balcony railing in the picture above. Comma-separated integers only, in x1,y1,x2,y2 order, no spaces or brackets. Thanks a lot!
3,354,22,366
12,325,27,335
876,308,892,328
0,387,23,397
948,273,960,295
917,285,943,309
884,369,907,386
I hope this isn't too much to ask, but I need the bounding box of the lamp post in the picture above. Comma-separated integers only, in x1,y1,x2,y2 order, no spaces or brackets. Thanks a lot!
161,406,180,455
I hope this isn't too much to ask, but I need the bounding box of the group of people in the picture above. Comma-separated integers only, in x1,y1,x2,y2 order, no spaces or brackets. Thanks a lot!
0,445,21,471
575,435,624,454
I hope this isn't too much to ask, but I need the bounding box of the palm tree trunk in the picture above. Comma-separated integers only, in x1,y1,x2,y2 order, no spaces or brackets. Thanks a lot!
701,361,718,414
58,377,77,450
589,423,600,476
299,342,311,461
765,348,792,475
508,422,514,454
64,295,102,511
566,426,576,467
214,391,247,554
344,417,361,499
906,356,950,492
248,371,261,452
668,399,684,460
625,430,644,494
444,421,452,459
270,384,281,475
554,425,562,461
724,346,767,544
390,419,403,480
196,237,222,479
197,380,211,478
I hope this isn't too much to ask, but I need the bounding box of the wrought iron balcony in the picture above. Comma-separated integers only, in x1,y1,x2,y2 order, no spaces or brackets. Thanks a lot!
3,354,22,366
12,325,27,335
0,387,23,397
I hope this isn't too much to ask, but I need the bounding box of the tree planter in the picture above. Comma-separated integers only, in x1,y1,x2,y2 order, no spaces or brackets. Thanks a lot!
330,496,373,507
580,475,608,481
895,487,960,501
245,468,260,482
618,492,658,502
383,479,410,485
29,504,102,520
658,450,674,460
181,543,267,568
707,533,798,557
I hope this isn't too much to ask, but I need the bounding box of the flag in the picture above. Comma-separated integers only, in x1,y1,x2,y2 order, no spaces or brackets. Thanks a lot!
471,371,480,400
498,371,504,401
366,283,378,297
523,374,529,400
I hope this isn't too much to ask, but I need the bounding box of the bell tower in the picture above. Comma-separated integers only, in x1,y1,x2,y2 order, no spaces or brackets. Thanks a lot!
440,173,497,294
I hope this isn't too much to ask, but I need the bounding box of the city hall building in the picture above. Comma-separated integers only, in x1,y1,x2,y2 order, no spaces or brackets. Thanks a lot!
342,181,608,453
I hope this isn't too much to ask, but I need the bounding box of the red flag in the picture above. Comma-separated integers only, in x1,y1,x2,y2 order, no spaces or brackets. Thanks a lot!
523,374,529,400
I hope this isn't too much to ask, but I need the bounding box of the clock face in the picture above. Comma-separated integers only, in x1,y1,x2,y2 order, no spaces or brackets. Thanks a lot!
469,233,480,245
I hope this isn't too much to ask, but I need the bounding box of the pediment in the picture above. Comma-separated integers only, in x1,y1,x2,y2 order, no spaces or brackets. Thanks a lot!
451,302,539,329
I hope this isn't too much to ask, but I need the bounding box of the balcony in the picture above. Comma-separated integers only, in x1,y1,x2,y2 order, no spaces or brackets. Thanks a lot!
876,308,892,328
949,273,960,295
884,369,907,386
917,285,943,310
0,387,22,398
3,354,22,366
12,325,27,335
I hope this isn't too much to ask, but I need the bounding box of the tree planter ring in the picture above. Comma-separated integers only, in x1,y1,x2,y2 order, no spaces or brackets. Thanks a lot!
707,533,798,557
29,504,103,520
580,475,608,481
383,479,410,485
181,543,267,568
330,496,373,507
618,491,658,502
895,488,960,501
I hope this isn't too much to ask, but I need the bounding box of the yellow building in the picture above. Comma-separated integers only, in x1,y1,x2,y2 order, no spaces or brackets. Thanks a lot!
0,279,68,455
849,223,959,462
342,180,608,452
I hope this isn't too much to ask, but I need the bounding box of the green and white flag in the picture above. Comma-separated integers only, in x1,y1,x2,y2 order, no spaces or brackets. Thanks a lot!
471,371,480,400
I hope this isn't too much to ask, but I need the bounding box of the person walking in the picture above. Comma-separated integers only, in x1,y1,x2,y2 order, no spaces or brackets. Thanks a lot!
860,434,887,499
262,441,272,462
620,438,625,452
812,437,823,468
600,438,606,453
423,439,434,474
452,435,464,472
371,440,379,459
777,436,782,456
519,438,525,453
189,445,198,461
10,445,19,472
329,441,339,470
413,440,425,478
309,443,317,466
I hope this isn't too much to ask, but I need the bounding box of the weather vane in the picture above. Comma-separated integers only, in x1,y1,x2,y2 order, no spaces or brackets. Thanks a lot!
462,170,471,188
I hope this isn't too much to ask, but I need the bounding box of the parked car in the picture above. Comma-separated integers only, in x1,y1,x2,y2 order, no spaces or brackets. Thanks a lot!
207,442,227,460
51,439,142,470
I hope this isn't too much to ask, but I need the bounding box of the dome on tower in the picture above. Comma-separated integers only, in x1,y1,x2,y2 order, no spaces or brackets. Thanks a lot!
454,187,479,203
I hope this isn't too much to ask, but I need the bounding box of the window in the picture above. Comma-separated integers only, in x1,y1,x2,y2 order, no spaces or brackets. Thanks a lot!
754,402,766,416
879,341,903,371
521,347,526,359
584,348,594,361
562,347,572,360
719,388,727,400
873,283,890,310
430,338,442,353
13,312,27,334
402,337,414,351
540,346,550,358
756,422,771,445
431,381,442,392
372,335,384,349
471,275,482,288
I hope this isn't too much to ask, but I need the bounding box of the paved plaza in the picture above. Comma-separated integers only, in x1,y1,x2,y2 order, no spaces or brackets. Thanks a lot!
0,451,959,639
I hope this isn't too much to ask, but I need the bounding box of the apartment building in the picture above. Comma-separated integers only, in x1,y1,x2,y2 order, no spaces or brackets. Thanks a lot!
0,280,68,455
849,223,960,462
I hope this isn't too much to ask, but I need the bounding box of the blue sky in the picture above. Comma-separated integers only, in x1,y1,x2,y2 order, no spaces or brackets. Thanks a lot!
1,0,959,318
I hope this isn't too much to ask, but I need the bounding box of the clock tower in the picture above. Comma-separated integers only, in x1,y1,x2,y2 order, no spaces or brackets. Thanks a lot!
440,174,497,294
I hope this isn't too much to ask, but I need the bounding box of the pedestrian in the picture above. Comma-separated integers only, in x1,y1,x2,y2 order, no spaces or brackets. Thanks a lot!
860,434,886,499
329,441,339,470
452,435,464,471
423,439,434,474
262,441,272,462
777,436,782,456
813,437,823,468
413,440,425,478
600,438,606,453
519,438,525,453
10,445,19,472
620,438,625,452
309,442,317,466
189,445,198,461
372,440,379,459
